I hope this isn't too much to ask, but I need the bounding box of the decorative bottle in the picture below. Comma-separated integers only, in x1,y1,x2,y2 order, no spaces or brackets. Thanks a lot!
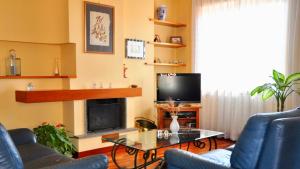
6,49,17,76
54,57,60,76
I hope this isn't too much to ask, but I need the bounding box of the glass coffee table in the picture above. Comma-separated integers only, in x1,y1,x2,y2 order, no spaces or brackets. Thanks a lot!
102,128,223,169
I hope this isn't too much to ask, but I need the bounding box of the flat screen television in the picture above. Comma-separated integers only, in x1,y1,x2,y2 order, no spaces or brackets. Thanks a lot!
156,73,201,103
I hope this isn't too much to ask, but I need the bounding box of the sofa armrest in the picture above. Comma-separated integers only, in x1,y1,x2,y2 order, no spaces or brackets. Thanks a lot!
165,149,232,169
40,154,108,169
8,128,36,145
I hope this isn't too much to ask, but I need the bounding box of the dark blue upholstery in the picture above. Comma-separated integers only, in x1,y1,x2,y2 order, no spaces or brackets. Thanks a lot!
165,149,233,169
165,108,300,169
0,124,24,169
0,124,108,169
257,117,300,169
231,108,300,169
8,128,36,145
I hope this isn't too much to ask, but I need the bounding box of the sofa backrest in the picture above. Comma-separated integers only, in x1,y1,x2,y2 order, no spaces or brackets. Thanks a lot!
257,117,300,169
230,108,300,169
0,123,24,169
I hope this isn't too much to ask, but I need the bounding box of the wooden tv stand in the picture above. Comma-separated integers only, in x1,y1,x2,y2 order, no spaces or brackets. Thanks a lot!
156,104,201,129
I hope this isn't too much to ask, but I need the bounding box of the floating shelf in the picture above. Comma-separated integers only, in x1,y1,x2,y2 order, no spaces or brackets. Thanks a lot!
144,62,186,67
15,88,142,103
0,75,76,79
163,117,196,120
148,42,186,48
0,39,74,45
149,18,186,27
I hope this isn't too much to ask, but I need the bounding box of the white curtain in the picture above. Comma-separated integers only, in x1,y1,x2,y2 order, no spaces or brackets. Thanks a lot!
192,0,300,140
286,0,300,108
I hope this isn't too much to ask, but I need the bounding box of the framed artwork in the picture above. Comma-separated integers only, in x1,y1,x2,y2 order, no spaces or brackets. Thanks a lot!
84,1,114,54
170,36,183,44
125,39,145,59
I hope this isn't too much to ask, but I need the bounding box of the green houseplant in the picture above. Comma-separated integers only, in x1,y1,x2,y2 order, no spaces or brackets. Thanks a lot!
250,70,300,112
33,123,76,157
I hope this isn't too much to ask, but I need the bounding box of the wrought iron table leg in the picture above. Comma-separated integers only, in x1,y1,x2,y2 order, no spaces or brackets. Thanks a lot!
111,139,162,169
134,149,139,168
186,142,190,151
193,140,205,149
208,137,212,151
208,137,218,151
213,136,217,149
111,142,123,169
143,150,150,169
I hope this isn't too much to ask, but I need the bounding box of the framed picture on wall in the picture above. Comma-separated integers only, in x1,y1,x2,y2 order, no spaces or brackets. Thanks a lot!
170,36,183,44
84,1,114,54
125,39,145,59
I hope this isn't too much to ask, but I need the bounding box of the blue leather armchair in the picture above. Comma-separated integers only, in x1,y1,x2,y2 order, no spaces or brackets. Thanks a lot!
0,124,108,169
165,108,300,169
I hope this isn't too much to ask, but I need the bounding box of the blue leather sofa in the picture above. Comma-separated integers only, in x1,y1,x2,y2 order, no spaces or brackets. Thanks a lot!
165,108,300,169
0,124,108,169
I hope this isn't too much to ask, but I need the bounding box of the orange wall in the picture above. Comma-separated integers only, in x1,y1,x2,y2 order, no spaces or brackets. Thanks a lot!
0,0,191,152
0,0,69,129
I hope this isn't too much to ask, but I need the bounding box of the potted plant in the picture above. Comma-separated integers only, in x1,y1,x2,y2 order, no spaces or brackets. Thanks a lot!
250,70,300,111
33,123,76,157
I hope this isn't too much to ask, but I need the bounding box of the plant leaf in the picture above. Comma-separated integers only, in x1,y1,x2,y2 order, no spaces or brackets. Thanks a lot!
273,70,279,82
250,86,263,96
262,88,275,101
286,72,300,85
273,69,285,83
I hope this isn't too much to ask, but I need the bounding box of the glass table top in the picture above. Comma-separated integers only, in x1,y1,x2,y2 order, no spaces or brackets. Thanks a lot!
102,129,223,151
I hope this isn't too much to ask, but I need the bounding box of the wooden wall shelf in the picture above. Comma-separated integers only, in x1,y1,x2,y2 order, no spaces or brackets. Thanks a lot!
148,42,186,48
0,39,74,45
0,75,76,79
15,88,142,103
144,62,186,67
149,18,186,27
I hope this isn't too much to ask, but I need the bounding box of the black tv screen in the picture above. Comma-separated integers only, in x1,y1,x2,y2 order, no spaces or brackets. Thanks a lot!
157,73,201,103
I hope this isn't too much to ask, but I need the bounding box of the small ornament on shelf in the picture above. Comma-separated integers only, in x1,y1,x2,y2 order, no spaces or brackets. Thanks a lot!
123,64,128,78
155,57,161,63
154,34,161,42
26,82,35,91
54,57,60,76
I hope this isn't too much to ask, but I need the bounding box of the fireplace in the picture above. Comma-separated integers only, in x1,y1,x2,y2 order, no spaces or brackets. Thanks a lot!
86,98,126,133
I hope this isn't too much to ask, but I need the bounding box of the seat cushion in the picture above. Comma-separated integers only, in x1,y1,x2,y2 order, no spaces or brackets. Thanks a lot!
199,149,232,167
17,143,72,169
23,153,72,169
17,143,57,162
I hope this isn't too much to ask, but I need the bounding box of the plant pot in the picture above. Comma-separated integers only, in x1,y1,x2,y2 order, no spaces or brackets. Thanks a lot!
170,115,180,134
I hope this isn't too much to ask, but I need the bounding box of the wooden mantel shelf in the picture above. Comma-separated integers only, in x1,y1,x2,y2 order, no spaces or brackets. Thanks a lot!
15,88,142,103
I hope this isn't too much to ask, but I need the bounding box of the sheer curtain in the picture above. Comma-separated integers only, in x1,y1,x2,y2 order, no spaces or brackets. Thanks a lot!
192,0,290,140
